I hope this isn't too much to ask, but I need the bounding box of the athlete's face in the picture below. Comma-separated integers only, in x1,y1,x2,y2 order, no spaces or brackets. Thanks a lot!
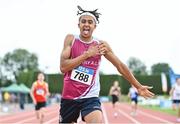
114,81,119,87
78,15,96,39
38,73,45,81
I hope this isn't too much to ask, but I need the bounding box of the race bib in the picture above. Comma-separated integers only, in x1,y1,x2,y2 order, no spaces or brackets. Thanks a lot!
70,66,94,85
36,89,45,95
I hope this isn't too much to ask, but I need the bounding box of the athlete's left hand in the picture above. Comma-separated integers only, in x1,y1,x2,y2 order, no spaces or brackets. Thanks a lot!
98,41,112,55
137,85,154,99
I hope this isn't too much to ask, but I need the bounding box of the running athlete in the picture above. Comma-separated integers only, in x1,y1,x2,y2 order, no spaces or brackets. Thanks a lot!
59,6,154,123
169,77,180,122
128,86,138,116
109,80,121,117
30,72,50,124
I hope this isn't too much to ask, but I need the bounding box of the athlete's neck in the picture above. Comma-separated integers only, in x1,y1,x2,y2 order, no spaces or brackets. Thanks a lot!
79,35,93,42
38,80,44,83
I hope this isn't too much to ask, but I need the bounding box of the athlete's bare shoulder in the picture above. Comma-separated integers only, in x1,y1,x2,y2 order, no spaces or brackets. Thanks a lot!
99,40,107,44
64,34,75,47
31,81,37,89
99,40,111,48
44,82,49,86
33,81,37,85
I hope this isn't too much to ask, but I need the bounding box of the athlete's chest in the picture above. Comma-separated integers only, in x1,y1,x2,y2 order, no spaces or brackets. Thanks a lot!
71,40,101,66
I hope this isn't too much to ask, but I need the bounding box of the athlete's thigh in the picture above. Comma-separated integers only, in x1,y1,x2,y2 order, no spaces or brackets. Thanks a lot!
81,97,102,123
60,99,80,123
40,106,46,114
84,110,102,123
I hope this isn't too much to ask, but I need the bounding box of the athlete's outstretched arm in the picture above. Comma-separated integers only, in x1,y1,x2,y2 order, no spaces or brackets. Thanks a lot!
30,83,37,105
169,86,175,96
45,83,50,97
108,87,113,96
60,34,100,73
103,42,154,99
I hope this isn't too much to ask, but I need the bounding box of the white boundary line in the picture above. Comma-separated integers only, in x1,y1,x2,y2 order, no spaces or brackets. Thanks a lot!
13,110,57,124
122,104,173,124
0,105,58,122
0,111,34,122
101,104,109,124
77,113,82,123
13,116,37,124
118,109,141,124
44,116,59,124
138,110,173,124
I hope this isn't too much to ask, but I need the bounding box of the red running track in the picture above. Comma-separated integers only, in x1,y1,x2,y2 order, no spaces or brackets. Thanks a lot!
0,102,179,124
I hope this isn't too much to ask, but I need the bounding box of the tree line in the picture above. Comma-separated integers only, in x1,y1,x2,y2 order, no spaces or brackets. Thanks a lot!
0,48,170,86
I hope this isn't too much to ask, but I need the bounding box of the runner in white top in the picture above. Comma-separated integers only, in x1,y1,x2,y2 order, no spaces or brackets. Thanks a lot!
169,77,180,122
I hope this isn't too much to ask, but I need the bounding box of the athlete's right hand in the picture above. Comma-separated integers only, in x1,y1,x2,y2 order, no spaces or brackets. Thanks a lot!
85,44,100,57
137,85,154,99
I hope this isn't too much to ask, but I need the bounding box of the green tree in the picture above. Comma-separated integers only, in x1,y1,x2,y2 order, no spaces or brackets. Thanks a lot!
2,49,39,82
0,57,2,78
151,63,170,75
0,57,2,86
127,57,147,75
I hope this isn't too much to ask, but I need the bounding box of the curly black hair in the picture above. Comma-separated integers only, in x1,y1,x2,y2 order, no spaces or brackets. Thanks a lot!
77,5,101,23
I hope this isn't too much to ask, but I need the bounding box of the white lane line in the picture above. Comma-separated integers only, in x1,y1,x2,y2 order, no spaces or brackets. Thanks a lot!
138,110,173,124
77,113,82,123
13,110,57,124
101,104,109,124
0,111,34,122
122,104,173,124
0,106,58,122
13,117,37,124
118,109,141,124
44,116,59,124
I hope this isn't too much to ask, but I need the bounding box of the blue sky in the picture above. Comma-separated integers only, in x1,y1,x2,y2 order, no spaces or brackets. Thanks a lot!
0,0,180,74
